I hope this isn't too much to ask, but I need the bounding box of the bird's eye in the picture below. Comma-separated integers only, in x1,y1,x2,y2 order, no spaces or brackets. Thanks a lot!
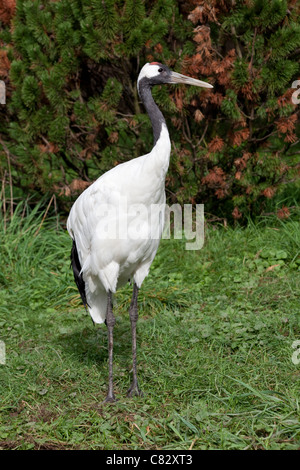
158,68,163,73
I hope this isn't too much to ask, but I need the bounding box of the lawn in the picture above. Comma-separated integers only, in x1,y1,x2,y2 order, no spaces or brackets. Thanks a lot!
0,205,299,450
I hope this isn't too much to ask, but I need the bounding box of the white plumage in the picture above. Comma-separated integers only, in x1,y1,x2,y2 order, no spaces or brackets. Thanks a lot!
67,123,170,324
67,62,212,401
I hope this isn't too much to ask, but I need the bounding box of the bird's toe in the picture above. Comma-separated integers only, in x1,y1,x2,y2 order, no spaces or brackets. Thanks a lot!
103,393,118,404
127,383,143,398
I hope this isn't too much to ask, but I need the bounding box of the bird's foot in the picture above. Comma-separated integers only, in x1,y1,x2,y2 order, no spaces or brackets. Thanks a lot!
103,392,117,404
127,382,143,398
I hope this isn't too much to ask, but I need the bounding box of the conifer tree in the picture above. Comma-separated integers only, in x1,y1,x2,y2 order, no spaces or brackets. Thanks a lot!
184,0,300,219
0,0,299,221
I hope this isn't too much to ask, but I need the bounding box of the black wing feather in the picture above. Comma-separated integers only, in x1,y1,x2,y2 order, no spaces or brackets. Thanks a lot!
70,239,88,307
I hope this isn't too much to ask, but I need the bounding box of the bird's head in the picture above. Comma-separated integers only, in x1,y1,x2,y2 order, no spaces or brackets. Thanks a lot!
137,62,213,92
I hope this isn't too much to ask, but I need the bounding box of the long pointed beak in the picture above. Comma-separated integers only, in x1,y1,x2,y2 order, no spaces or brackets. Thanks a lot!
170,71,213,88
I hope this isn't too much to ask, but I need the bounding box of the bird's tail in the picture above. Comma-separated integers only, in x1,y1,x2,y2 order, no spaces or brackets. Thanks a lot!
85,282,108,324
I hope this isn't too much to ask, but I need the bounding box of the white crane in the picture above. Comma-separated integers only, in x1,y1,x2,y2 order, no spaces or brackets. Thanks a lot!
67,62,212,402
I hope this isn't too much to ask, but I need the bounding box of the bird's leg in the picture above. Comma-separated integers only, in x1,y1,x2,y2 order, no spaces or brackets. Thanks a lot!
104,291,117,403
127,283,143,397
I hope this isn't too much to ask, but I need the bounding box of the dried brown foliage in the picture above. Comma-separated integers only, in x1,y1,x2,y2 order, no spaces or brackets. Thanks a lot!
0,0,15,25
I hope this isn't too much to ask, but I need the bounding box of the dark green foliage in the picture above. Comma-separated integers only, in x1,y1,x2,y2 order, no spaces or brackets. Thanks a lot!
0,0,299,221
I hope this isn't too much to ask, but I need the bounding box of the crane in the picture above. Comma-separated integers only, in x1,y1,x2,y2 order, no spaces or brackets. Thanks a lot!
67,62,213,402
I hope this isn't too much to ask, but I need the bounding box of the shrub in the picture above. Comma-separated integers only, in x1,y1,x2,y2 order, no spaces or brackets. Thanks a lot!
0,0,299,221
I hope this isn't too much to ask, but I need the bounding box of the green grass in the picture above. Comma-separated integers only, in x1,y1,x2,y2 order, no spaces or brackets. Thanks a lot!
0,204,299,450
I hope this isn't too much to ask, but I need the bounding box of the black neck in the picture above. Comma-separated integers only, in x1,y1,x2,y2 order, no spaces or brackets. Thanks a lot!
138,80,166,145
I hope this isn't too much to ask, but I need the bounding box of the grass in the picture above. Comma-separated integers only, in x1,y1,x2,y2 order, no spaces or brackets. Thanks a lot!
0,203,299,450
